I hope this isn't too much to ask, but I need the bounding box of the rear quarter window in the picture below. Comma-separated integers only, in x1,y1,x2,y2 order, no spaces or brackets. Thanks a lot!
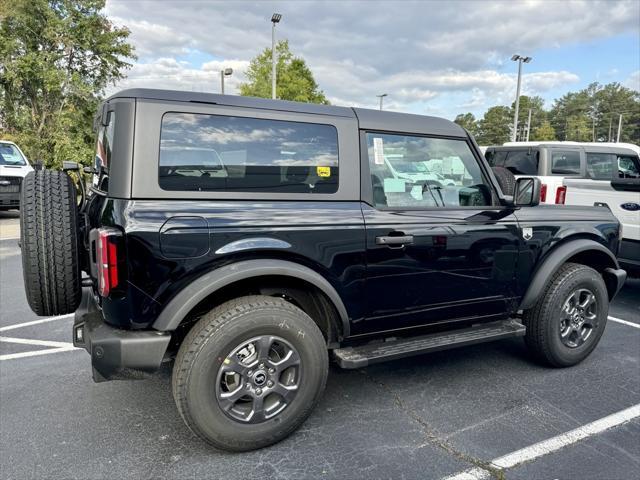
159,113,339,193
551,150,581,175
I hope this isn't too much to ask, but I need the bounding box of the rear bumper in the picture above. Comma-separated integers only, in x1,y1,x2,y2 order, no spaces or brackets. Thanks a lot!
73,289,171,382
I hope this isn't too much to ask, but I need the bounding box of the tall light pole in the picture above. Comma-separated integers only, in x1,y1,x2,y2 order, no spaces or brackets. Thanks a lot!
376,93,388,111
220,68,233,94
271,13,282,99
510,54,532,142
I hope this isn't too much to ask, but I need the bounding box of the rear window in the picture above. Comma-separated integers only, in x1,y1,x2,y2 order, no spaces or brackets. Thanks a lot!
159,113,339,193
551,150,581,175
485,149,539,175
0,144,27,166
94,111,115,190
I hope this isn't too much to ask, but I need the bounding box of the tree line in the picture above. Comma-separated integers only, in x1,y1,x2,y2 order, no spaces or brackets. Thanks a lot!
455,82,640,146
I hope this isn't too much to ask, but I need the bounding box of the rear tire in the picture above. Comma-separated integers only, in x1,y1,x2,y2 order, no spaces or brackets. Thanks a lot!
20,170,81,316
492,166,516,196
172,295,328,452
523,262,608,367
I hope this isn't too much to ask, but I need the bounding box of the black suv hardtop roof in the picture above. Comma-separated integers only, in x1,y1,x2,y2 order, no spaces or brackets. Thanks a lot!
107,88,466,138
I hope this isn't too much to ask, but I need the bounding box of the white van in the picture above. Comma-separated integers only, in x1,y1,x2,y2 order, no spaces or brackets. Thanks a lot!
0,141,33,210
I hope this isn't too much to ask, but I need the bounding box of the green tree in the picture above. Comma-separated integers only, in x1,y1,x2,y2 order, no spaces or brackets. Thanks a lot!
475,106,512,145
531,120,556,141
0,0,135,168
511,95,546,141
239,40,329,104
454,112,478,136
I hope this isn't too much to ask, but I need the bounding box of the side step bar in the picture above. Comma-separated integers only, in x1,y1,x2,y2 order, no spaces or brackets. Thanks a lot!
333,320,526,369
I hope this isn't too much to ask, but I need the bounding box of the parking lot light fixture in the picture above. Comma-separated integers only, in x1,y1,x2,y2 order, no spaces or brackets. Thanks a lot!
220,68,233,95
271,13,282,100
376,93,388,111
511,54,533,142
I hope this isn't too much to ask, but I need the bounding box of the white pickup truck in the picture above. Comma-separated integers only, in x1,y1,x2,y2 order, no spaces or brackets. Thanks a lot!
0,140,33,211
485,141,640,273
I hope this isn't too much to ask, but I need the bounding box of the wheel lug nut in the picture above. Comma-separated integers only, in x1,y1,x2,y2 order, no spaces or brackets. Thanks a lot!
245,383,251,389
268,368,275,374
247,370,253,376
267,380,273,387
256,388,262,395
259,363,265,369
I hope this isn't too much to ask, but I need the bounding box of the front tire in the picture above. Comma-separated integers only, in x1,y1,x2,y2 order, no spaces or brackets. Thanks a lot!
172,295,328,452
523,262,608,367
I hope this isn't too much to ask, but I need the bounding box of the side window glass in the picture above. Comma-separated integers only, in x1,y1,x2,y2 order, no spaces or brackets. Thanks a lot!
485,150,507,167
366,133,494,209
504,149,539,175
585,153,614,180
159,113,339,193
551,150,581,175
617,155,640,179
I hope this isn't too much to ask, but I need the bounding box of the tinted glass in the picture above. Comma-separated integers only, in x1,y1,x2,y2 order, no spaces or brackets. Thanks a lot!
366,133,493,208
617,155,640,179
94,111,115,190
504,149,539,175
485,149,507,167
159,113,339,193
586,152,615,180
551,150,581,174
0,144,27,166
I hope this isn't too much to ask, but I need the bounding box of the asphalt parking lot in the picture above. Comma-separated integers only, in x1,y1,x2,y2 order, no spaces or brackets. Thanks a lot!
1,209,639,480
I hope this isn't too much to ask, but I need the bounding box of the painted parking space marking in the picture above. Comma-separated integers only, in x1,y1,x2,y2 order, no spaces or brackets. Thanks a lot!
609,315,640,329
444,404,640,480
0,314,79,361
0,313,74,332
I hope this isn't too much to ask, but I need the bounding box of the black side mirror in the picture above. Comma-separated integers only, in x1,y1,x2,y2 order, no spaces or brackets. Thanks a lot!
514,177,541,207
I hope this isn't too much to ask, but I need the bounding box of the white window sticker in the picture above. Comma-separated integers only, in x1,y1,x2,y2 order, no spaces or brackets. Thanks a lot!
373,137,385,165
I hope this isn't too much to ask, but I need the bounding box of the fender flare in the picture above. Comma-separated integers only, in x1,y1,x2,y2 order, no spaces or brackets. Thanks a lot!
152,259,350,337
519,239,620,310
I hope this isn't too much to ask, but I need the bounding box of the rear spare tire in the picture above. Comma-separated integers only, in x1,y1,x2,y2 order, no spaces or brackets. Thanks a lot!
20,169,81,316
492,166,516,196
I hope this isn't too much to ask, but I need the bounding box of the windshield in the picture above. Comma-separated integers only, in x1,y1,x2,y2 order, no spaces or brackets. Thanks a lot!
0,144,27,166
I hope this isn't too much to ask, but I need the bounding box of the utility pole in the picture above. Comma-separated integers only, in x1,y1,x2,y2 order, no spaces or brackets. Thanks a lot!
616,114,623,142
592,118,596,142
510,54,532,142
271,13,282,100
220,68,233,94
525,109,532,142
376,94,388,111
608,117,613,142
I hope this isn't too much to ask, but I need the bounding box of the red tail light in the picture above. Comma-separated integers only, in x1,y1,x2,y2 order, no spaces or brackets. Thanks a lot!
540,184,547,202
555,186,567,204
97,228,121,297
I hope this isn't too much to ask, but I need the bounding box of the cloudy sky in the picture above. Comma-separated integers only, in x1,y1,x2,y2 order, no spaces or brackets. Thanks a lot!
104,0,640,119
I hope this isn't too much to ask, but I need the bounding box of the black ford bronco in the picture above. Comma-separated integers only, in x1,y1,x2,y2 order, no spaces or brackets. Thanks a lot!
20,89,626,452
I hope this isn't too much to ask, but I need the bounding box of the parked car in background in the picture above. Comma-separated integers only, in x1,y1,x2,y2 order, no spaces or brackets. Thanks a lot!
484,141,639,205
0,140,33,211
562,149,640,274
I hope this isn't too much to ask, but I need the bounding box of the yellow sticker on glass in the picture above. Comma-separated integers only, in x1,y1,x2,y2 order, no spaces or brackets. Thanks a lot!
317,166,331,177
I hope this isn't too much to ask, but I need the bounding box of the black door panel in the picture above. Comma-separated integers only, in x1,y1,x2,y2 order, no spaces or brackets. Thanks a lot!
358,205,521,336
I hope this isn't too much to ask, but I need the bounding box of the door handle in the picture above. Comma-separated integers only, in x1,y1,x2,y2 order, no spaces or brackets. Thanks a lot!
376,235,414,246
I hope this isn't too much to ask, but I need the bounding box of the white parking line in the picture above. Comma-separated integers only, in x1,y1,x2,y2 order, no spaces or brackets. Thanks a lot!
0,314,73,332
0,347,78,361
609,316,640,329
0,336,75,348
444,404,640,480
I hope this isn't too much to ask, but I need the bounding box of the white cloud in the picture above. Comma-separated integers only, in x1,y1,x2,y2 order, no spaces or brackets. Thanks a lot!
104,0,637,117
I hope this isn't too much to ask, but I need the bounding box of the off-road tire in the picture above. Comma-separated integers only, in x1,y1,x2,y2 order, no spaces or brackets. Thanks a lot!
172,295,328,452
492,166,516,196
20,170,81,316
522,262,608,367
